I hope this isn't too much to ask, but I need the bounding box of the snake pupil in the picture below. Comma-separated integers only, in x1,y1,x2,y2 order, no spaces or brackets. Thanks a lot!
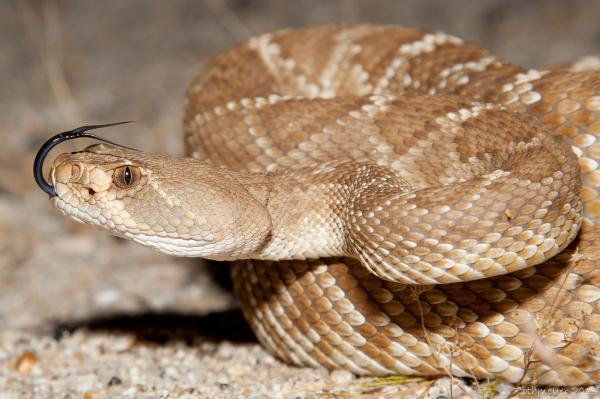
124,166,132,185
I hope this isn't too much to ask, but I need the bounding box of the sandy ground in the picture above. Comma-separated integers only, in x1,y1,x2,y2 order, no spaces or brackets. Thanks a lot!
1,0,600,398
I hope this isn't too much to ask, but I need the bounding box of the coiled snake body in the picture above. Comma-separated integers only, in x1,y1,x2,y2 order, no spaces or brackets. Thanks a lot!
38,25,600,385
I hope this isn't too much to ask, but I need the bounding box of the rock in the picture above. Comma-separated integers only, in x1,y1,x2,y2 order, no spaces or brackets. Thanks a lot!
107,376,122,386
94,288,122,307
329,369,354,384
14,351,38,374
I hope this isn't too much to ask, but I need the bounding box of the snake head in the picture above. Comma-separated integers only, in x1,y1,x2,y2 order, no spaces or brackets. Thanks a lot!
35,130,271,259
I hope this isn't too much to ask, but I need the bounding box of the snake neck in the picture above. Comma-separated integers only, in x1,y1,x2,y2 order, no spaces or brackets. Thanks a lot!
240,160,412,261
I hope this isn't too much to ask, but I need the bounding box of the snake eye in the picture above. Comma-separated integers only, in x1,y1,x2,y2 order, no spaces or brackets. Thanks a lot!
113,165,140,189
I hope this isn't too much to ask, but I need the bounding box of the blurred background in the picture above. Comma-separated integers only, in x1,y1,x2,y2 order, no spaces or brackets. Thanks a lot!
1,0,600,397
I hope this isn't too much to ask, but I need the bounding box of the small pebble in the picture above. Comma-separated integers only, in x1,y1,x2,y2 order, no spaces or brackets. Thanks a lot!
107,376,122,386
216,343,234,359
52,324,72,341
494,381,515,397
329,369,354,383
107,335,134,352
381,386,399,393
14,351,38,374
163,366,180,379
129,367,141,384
94,288,122,306
217,375,231,386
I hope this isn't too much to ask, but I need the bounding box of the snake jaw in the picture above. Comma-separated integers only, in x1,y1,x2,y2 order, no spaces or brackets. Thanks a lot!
52,183,101,227
51,195,86,225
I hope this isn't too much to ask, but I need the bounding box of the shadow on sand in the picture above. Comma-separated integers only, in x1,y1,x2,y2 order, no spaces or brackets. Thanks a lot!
51,308,256,345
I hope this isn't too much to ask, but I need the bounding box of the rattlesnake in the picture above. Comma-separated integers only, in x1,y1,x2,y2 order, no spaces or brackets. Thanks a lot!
34,25,600,386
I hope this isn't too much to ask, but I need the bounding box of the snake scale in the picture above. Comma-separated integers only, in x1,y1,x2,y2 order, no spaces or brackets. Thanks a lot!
35,25,600,386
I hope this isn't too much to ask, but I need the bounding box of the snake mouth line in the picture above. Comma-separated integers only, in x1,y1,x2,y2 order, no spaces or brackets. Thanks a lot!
33,121,138,197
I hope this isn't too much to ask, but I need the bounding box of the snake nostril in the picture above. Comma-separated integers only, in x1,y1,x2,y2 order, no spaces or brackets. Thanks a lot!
88,188,96,196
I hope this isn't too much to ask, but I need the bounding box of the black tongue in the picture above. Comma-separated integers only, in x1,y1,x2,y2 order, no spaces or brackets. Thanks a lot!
33,121,136,197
